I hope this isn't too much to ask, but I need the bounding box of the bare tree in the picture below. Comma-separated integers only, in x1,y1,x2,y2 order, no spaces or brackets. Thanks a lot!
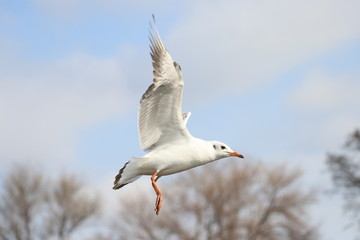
0,165,100,240
0,165,46,240
114,161,318,240
43,174,100,240
327,129,360,230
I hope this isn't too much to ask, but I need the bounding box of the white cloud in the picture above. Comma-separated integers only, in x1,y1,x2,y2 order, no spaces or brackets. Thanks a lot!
164,0,360,104
29,0,360,106
0,52,131,164
284,68,360,154
289,69,360,111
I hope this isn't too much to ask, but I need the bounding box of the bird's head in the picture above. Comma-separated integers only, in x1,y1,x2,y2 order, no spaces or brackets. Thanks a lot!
211,141,244,160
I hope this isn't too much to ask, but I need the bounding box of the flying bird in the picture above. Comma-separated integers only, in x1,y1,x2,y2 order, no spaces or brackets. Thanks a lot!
113,17,244,215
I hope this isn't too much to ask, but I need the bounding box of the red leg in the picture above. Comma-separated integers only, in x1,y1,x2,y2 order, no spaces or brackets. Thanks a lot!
151,172,162,215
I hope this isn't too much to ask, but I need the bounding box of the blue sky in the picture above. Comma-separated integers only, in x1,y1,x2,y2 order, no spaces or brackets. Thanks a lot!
1,0,360,239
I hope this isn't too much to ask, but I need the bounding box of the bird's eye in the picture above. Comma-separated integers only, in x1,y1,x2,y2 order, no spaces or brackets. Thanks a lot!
213,145,217,150
221,146,226,150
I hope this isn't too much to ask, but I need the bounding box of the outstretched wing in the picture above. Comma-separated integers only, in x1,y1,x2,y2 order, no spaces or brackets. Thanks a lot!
138,21,191,150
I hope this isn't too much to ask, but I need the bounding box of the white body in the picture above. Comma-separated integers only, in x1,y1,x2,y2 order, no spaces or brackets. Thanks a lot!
135,138,218,176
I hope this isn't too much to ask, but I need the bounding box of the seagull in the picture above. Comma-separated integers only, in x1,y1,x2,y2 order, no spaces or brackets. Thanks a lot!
113,17,244,215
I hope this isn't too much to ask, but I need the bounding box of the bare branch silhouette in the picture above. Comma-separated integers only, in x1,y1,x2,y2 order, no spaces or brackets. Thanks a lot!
327,129,360,231
114,161,318,240
43,174,100,240
0,165,46,240
0,165,100,240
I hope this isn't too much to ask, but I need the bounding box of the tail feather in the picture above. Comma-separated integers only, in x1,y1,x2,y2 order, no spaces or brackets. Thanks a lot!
113,161,129,189
113,158,142,190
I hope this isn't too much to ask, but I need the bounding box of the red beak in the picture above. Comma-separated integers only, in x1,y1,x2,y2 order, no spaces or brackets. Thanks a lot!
229,152,244,158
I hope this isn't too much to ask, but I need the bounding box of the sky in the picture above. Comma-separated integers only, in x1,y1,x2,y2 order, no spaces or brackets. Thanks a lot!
1,0,360,239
